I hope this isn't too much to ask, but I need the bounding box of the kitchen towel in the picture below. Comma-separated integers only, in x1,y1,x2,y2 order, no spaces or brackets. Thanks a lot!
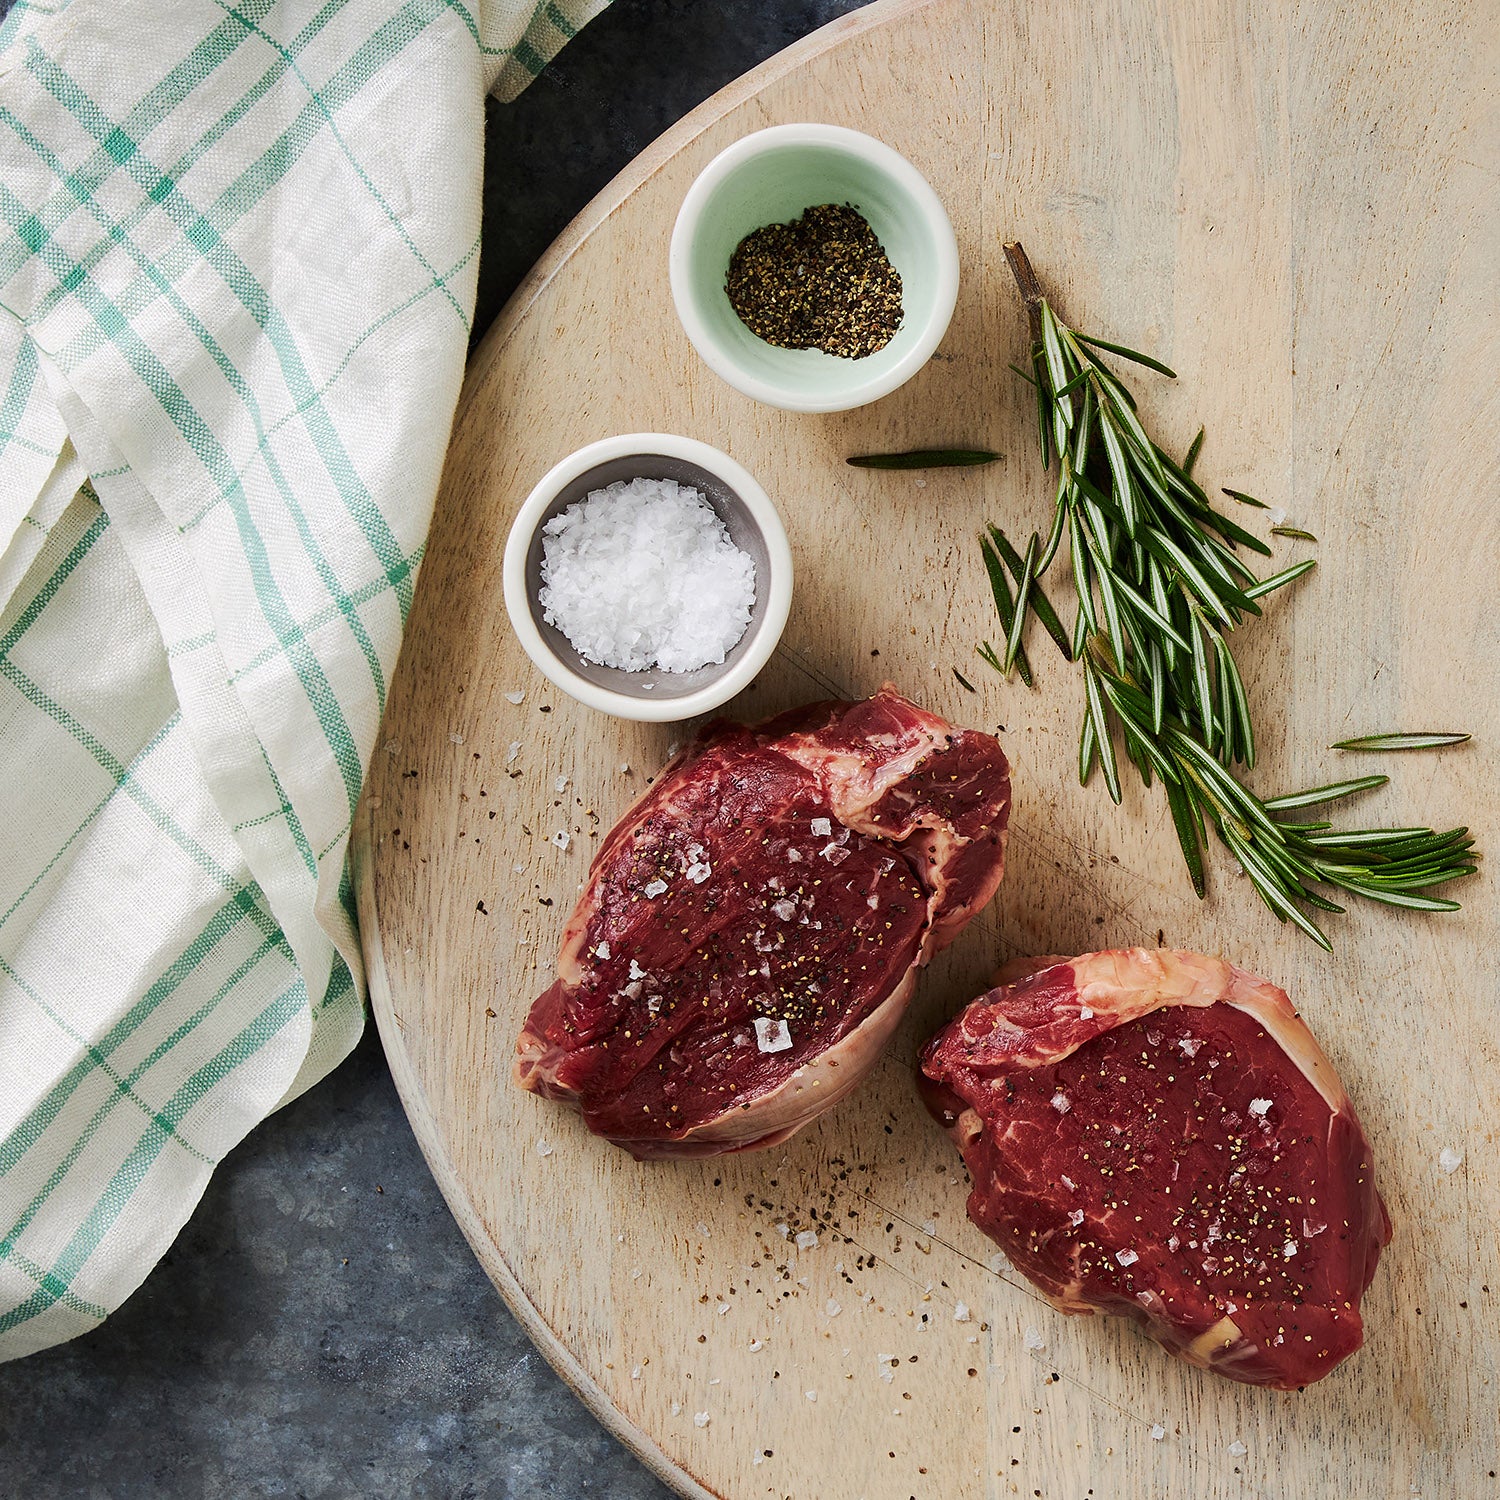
0,0,607,1361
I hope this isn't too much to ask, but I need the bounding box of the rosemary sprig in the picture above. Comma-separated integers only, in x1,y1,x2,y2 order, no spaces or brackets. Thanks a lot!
985,242,1478,945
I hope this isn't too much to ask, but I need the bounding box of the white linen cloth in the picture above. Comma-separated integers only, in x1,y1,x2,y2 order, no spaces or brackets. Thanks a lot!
0,0,606,1360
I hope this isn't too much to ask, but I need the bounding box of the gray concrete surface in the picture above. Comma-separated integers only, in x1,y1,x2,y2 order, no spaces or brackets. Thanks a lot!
0,2,870,1496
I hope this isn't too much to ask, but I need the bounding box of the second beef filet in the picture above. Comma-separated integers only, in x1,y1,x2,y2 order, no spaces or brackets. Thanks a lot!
919,948,1391,1388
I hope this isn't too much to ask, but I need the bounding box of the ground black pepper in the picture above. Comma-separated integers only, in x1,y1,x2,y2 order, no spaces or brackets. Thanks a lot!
724,202,903,358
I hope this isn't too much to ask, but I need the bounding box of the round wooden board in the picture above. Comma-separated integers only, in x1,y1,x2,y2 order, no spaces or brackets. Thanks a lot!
352,1,1499,1495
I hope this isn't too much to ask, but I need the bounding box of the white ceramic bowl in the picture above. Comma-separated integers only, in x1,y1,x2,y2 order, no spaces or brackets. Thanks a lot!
502,434,793,723
669,123,959,413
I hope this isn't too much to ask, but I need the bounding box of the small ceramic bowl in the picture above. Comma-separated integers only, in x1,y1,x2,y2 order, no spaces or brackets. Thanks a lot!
669,123,959,413
502,433,793,723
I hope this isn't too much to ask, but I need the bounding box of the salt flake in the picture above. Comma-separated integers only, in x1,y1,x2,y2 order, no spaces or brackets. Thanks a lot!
1248,1097,1272,1117
536,1138,553,1158
805,1390,817,1402
693,1411,710,1429
825,1299,841,1317
754,1017,793,1054
504,689,525,704
795,1230,819,1251
1150,1424,1166,1441
1282,1239,1298,1258
1228,1439,1248,1457
628,958,646,981
810,817,833,837
953,1302,971,1322
643,878,668,898
1051,1090,1072,1114
1023,1325,1045,1350
594,940,610,960
1439,1147,1463,1174
507,741,521,763
1115,1248,1139,1267
1069,1209,1085,1228
551,830,571,851
1079,1005,1094,1019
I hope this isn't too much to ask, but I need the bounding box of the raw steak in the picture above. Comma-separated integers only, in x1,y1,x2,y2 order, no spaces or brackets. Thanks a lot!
516,685,1011,1159
919,949,1391,1388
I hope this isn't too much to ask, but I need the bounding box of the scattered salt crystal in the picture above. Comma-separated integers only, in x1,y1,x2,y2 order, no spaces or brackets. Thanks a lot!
536,1138,553,1157
749,1339,763,1352
805,1390,817,1402
618,762,630,773
1079,1006,1094,1019
1150,1424,1166,1441
629,958,646,981
551,830,570,850
594,940,610,960
825,1299,841,1317
820,842,850,864
685,861,712,884
1439,1147,1463,1174
507,741,521,763
810,817,833,837
1267,505,1287,524
1167,1234,1180,1252
1116,1248,1139,1267
449,731,464,745
717,1303,730,1316
775,1223,790,1239
987,1252,1010,1274
922,1219,937,1236
631,1267,642,1280
754,1017,793,1054
671,1401,681,1417
753,1454,763,1466
1178,1037,1202,1058
795,1230,819,1251
696,1221,711,1237
1023,1326,1045,1350
512,862,523,874
786,847,802,862
771,898,797,921
631,1366,642,1380
1051,1090,1072,1114
538,477,756,672
867,894,879,908
643,878,668,898
1228,1439,1248,1456
1248,1097,1272,1117
953,1302,971,1322
1060,1175,1077,1193
693,1411,710,1428
1303,1219,1326,1238
877,1353,897,1382
1282,1240,1298,1258
505,689,525,704
1069,1209,1085,1228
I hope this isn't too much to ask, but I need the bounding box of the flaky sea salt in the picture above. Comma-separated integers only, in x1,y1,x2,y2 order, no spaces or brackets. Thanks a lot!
551,830,570,851
754,1017,793,1053
795,1229,819,1251
810,817,833,837
506,740,521,763
953,1302,971,1322
1051,1090,1072,1114
538,477,755,672
505,689,525,704
1228,1439,1248,1456
1439,1147,1463,1174
1079,1006,1094,1019
643,878,668,898
1150,1424,1166,1441
1248,1097,1272,1117
1116,1248,1139,1267
693,1411,710,1428
1023,1326,1045,1350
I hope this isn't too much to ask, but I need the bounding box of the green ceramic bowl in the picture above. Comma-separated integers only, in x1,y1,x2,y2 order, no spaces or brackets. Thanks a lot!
669,124,959,413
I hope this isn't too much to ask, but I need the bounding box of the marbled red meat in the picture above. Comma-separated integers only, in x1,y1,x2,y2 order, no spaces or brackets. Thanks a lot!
919,949,1391,1388
516,685,1011,1159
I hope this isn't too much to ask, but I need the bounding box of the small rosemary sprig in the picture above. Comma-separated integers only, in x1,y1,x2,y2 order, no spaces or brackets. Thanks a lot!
985,242,1478,947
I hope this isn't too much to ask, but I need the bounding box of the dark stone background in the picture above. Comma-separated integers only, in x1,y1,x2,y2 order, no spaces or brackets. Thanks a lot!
0,2,870,1496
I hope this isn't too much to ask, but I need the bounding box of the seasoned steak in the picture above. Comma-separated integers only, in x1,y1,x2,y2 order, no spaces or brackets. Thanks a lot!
919,948,1391,1388
516,685,1012,1158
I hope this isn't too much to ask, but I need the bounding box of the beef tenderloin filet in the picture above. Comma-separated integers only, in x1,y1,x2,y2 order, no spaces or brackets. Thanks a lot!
919,948,1391,1388
517,684,1012,1158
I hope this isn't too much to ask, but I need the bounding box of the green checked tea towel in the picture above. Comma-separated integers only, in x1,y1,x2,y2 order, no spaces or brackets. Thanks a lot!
0,0,607,1360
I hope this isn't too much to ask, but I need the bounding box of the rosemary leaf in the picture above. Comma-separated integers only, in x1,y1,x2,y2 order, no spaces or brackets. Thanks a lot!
1222,487,1270,509
1331,731,1472,751
1262,775,1389,810
1072,330,1178,378
1271,525,1317,541
988,526,1072,659
953,668,977,692
848,449,1000,469
1243,558,1317,601
1183,426,1205,476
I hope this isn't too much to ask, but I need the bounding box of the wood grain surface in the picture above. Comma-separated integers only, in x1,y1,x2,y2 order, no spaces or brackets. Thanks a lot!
352,1,1499,1495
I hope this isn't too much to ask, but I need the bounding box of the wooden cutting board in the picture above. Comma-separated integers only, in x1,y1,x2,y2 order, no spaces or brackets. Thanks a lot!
351,1,1498,1495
